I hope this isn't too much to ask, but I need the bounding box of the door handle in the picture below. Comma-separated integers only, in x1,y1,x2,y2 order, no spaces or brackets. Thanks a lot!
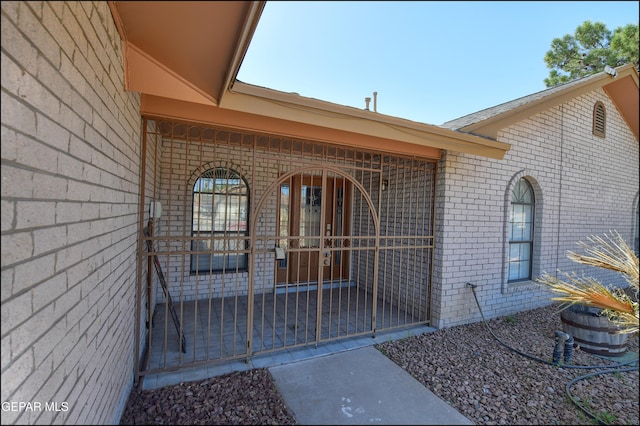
323,251,331,266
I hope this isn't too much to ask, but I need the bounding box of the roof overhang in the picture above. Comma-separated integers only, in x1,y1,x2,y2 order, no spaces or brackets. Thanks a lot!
109,1,511,160
222,82,510,159
108,1,264,106
458,64,639,141
141,90,511,160
602,67,640,141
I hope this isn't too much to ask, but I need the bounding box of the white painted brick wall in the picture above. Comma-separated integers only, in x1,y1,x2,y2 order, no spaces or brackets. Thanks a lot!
433,89,639,328
1,2,140,424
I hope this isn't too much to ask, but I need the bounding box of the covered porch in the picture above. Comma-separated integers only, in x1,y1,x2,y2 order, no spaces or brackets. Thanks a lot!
137,120,436,378
145,284,426,373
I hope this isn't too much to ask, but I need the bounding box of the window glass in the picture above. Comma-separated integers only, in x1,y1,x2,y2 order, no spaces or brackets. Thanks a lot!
508,178,534,282
191,168,248,273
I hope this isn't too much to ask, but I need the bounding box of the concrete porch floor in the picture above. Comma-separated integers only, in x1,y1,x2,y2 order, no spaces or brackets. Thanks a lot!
141,286,431,390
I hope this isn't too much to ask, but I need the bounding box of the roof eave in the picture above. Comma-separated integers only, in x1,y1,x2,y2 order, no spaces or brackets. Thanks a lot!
218,2,266,103
459,64,639,140
108,1,265,107
222,82,511,159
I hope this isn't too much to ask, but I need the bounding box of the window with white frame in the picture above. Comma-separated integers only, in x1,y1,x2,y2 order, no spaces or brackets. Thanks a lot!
191,167,248,273
508,178,534,282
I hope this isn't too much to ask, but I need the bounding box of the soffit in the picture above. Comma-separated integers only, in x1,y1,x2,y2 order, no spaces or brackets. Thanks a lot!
109,1,263,106
141,94,443,160
603,71,639,141
109,1,511,160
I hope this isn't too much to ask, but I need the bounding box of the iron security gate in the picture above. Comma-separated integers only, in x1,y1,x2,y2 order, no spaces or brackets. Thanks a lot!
136,119,436,379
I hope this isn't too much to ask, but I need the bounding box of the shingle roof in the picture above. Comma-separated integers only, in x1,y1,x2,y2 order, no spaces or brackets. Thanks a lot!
440,70,608,130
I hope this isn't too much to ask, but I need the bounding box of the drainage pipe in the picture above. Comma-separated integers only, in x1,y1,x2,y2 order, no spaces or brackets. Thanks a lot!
553,330,568,364
552,330,574,364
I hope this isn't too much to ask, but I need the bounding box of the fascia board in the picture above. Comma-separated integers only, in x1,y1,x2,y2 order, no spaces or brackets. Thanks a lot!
223,83,510,159
219,1,267,102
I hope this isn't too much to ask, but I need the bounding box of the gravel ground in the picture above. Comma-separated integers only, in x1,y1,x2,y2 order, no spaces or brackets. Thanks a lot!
378,303,639,426
120,368,295,425
120,303,638,425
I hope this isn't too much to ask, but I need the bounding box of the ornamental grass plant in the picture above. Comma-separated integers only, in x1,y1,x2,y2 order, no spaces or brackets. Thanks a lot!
536,231,639,335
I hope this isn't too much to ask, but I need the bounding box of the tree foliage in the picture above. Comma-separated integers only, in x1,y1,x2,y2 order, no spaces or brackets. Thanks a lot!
544,20,639,87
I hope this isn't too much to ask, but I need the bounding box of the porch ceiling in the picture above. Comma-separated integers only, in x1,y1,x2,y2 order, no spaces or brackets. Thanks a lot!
109,1,511,160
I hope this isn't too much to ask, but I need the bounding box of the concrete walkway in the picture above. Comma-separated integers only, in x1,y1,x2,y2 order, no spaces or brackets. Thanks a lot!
269,346,474,425
141,325,474,425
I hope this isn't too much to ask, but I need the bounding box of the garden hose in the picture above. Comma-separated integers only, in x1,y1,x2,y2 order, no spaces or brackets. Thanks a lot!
565,367,638,425
468,283,638,425
468,283,639,369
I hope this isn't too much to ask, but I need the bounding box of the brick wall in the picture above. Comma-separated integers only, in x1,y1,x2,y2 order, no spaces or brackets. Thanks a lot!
148,128,438,327
150,133,281,302
1,2,140,424
432,89,639,328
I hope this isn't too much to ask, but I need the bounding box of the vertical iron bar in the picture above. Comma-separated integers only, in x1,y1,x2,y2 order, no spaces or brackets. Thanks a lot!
370,156,381,335
409,162,420,322
401,160,410,325
190,127,201,360
135,118,149,383
314,171,325,345
427,163,437,322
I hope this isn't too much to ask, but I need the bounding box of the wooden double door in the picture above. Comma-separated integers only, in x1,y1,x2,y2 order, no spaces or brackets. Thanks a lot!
276,175,351,284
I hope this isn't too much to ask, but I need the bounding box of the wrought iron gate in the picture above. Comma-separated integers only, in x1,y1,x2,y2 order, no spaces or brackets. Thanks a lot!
136,119,436,379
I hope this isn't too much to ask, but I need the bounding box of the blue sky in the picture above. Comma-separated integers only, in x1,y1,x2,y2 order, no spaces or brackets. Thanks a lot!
236,1,639,125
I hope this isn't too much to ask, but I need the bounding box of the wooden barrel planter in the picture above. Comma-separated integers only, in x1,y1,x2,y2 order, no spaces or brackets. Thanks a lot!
560,305,630,357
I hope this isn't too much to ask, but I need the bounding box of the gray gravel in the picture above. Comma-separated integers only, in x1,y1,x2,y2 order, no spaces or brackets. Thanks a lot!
120,303,638,425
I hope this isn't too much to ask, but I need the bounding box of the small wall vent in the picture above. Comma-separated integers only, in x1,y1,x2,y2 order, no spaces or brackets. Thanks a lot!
592,101,606,138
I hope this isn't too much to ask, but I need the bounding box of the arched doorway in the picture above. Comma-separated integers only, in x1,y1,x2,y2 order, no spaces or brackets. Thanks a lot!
247,166,380,356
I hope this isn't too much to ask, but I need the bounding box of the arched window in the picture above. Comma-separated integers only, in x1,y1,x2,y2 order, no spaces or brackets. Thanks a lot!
508,178,534,282
592,101,606,137
191,167,248,273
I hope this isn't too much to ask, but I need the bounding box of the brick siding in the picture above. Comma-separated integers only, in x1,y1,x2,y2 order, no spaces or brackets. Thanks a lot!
2,1,638,422
1,2,140,424
432,90,639,328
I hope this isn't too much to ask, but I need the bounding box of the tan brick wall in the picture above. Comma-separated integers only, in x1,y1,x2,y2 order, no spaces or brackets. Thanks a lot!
432,89,639,328
1,2,140,424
